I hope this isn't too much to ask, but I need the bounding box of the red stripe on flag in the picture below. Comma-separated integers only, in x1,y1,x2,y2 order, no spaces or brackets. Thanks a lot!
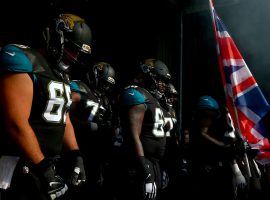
261,138,270,150
211,0,270,163
218,36,243,60
257,151,270,160
237,108,260,144
232,76,256,95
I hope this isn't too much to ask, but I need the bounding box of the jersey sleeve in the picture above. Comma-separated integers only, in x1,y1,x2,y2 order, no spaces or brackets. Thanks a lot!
121,87,147,106
70,80,90,94
0,44,33,73
70,81,81,93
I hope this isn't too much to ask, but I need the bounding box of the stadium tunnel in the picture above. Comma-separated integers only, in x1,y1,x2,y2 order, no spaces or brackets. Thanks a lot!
1,0,270,130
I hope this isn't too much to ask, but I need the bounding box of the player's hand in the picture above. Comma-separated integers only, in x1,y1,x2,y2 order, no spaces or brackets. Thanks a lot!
138,156,157,200
145,181,157,200
37,158,68,200
232,172,246,190
65,150,86,186
161,170,169,189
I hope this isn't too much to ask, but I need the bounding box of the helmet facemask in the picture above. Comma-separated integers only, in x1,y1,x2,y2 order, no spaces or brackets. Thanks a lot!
139,59,171,99
97,78,115,94
150,74,170,99
166,83,178,108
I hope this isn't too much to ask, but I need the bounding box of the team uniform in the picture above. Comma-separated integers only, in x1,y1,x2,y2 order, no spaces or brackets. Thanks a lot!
161,104,179,172
114,85,166,200
70,80,113,199
190,96,237,200
0,44,72,156
163,107,177,138
70,80,112,129
158,103,181,198
121,85,166,161
0,44,72,199
162,106,178,162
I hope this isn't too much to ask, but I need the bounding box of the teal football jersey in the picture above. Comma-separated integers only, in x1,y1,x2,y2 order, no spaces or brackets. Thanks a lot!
0,44,72,156
120,85,167,160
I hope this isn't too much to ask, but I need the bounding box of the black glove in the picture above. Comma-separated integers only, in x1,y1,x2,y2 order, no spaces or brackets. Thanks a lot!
161,170,169,190
65,150,86,186
138,156,157,200
37,158,68,200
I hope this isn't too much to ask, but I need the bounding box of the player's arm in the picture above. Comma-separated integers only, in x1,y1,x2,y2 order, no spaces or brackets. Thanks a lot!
0,73,44,164
199,118,227,147
70,91,99,132
63,112,79,151
121,87,152,172
126,99,156,199
127,104,146,156
69,81,96,130
70,81,82,103
62,112,86,186
200,127,227,147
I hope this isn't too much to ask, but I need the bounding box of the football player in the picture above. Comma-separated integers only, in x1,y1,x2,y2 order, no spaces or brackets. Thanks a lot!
116,58,171,200
69,61,116,199
165,83,178,118
191,96,246,200
162,83,178,139
0,14,92,200
158,83,181,199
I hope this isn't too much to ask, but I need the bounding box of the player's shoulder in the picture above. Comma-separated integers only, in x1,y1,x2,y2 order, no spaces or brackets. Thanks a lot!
70,80,91,94
0,44,33,73
121,85,148,106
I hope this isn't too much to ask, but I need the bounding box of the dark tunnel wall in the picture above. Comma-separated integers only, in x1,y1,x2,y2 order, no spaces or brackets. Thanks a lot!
1,0,270,130
0,0,180,88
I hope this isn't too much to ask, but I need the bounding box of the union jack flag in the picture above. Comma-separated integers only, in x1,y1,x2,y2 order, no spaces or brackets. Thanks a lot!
209,0,270,164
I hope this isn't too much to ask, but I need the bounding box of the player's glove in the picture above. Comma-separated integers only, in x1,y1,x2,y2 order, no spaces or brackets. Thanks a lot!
65,150,86,186
161,170,169,190
138,156,157,200
36,158,68,200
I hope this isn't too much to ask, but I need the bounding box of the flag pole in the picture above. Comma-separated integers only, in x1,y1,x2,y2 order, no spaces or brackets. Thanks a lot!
233,106,252,178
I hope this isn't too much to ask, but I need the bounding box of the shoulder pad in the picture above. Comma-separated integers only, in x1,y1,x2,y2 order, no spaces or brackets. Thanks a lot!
12,44,30,49
121,87,147,106
70,80,90,94
0,44,33,73
124,85,138,90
